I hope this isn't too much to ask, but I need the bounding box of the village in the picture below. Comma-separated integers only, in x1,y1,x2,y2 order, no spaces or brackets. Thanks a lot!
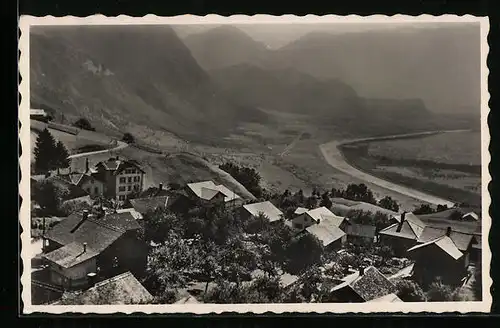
29,116,483,305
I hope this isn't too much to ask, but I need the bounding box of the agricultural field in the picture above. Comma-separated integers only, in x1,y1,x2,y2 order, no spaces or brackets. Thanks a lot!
340,131,482,208
367,131,482,166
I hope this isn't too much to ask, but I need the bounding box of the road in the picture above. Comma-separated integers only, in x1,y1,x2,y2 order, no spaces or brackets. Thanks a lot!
68,140,129,159
279,130,306,157
319,130,469,208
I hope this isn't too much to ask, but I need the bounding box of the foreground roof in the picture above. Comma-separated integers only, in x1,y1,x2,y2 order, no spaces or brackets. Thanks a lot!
58,272,153,305
418,226,473,251
304,207,337,223
187,181,241,202
331,266,397,302
379,213,426,240
243,201,284,222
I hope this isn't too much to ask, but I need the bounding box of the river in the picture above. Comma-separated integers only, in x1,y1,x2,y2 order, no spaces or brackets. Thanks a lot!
318,130,470,208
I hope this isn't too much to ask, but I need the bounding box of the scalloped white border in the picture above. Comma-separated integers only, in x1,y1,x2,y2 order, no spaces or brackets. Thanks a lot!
19,14,492,314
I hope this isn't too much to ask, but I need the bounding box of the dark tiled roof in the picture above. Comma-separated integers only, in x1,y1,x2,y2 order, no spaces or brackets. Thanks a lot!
418,227,473,251
44,212,140,258
130,196,169,215
333,266,397,302
57,272,153,305
346,224,376,238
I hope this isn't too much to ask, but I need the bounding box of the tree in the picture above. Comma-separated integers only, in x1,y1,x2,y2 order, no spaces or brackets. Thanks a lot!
378,196,400,212
199,255,221,296
436,204,449,212
344,183,376,204
426,278,454,301
394,279,427,302
471,267,482,301
319,192,332,208
250,275,283,303
122,132,135,144
54,141,71,168
305,195,318,209
286,233,324,274
73,118,95,131
219,162,263,198
143,209,183,243
243,213,270,234
33,180,69,216
413,204,435,215
34,128,57,172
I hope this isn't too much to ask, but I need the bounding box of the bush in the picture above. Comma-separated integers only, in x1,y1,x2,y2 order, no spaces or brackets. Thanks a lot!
73,118,95,131
394,279,427,302
378,196,400,212
426,278,454,301
413,204,435,215
122,132,135,144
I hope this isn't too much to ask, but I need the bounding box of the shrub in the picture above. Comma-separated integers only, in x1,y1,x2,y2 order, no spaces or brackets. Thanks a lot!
73,118,95,131
122,132,135,144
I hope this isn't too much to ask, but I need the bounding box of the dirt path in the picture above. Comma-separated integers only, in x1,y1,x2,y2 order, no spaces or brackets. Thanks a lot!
68,140,128,159
319,130,469,207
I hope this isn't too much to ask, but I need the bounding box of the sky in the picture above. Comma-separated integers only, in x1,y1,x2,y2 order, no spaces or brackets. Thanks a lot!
172,22,475,49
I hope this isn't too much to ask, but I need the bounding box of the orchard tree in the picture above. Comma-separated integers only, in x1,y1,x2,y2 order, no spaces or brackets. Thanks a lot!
319,192,333,208
394,279,427,302
378,196,400,212
413,204,435,215
73,118,95,131
122,132,135,144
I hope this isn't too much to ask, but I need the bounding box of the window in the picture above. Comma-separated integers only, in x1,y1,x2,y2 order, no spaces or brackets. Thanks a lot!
119,186,126,192
119,177,126,183
134,176,140,182
133,184,139,191
128,177,132,183
119,195,125,201
127,185,131,191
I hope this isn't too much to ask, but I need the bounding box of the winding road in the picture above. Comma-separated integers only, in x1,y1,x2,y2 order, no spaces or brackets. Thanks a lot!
319,130,470,208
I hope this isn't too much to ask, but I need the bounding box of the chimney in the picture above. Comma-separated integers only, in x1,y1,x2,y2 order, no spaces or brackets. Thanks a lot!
87,272,97,286
83,242,87,253
396,212,406,232
159,183,163,191
446,226,452,237
85,158,90,172
359,266,365,276
82,209,89,220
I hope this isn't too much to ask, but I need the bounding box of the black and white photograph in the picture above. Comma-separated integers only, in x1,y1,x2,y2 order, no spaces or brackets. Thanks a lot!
19,15,491,313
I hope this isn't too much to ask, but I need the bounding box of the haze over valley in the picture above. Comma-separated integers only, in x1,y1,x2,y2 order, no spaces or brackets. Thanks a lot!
29,22,482,208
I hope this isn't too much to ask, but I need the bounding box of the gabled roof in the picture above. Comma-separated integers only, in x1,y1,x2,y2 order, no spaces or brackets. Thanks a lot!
294,207,309,215
306,222,346,247
187,181,241,202
243,201,284,222
331,266,397,302
44,211,141,268
116,208,143,220
366,293,403,303
418,227,473,251
30,109,48,116
346,224,377,239
96,158,145,174
129,196,169,215
42,241,98,268
462,212,480,221
45,176,89,201
304,206,337,223
379,213,426,240
407,235,463,260
58,272,153,305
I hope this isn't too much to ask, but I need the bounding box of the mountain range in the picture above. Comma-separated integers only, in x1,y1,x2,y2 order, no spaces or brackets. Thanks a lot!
181,24,481,115
30,25,267,142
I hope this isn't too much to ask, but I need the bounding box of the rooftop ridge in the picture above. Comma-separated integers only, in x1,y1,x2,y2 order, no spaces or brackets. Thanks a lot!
92,271,132,289
87,216,127,234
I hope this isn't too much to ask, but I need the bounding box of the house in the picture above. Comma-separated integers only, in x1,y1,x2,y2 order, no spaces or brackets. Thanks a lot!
407,228,470,287
41,210,147,290
93,157,145,201
30,108,50,122
305,219,347,250
53,271,153,305
53,159,105,199
346,224,377,245
378,212,426,256
291,206,348,231
329,266,397,302
241,201,284,224
294,207,309,217
185,180,243,208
